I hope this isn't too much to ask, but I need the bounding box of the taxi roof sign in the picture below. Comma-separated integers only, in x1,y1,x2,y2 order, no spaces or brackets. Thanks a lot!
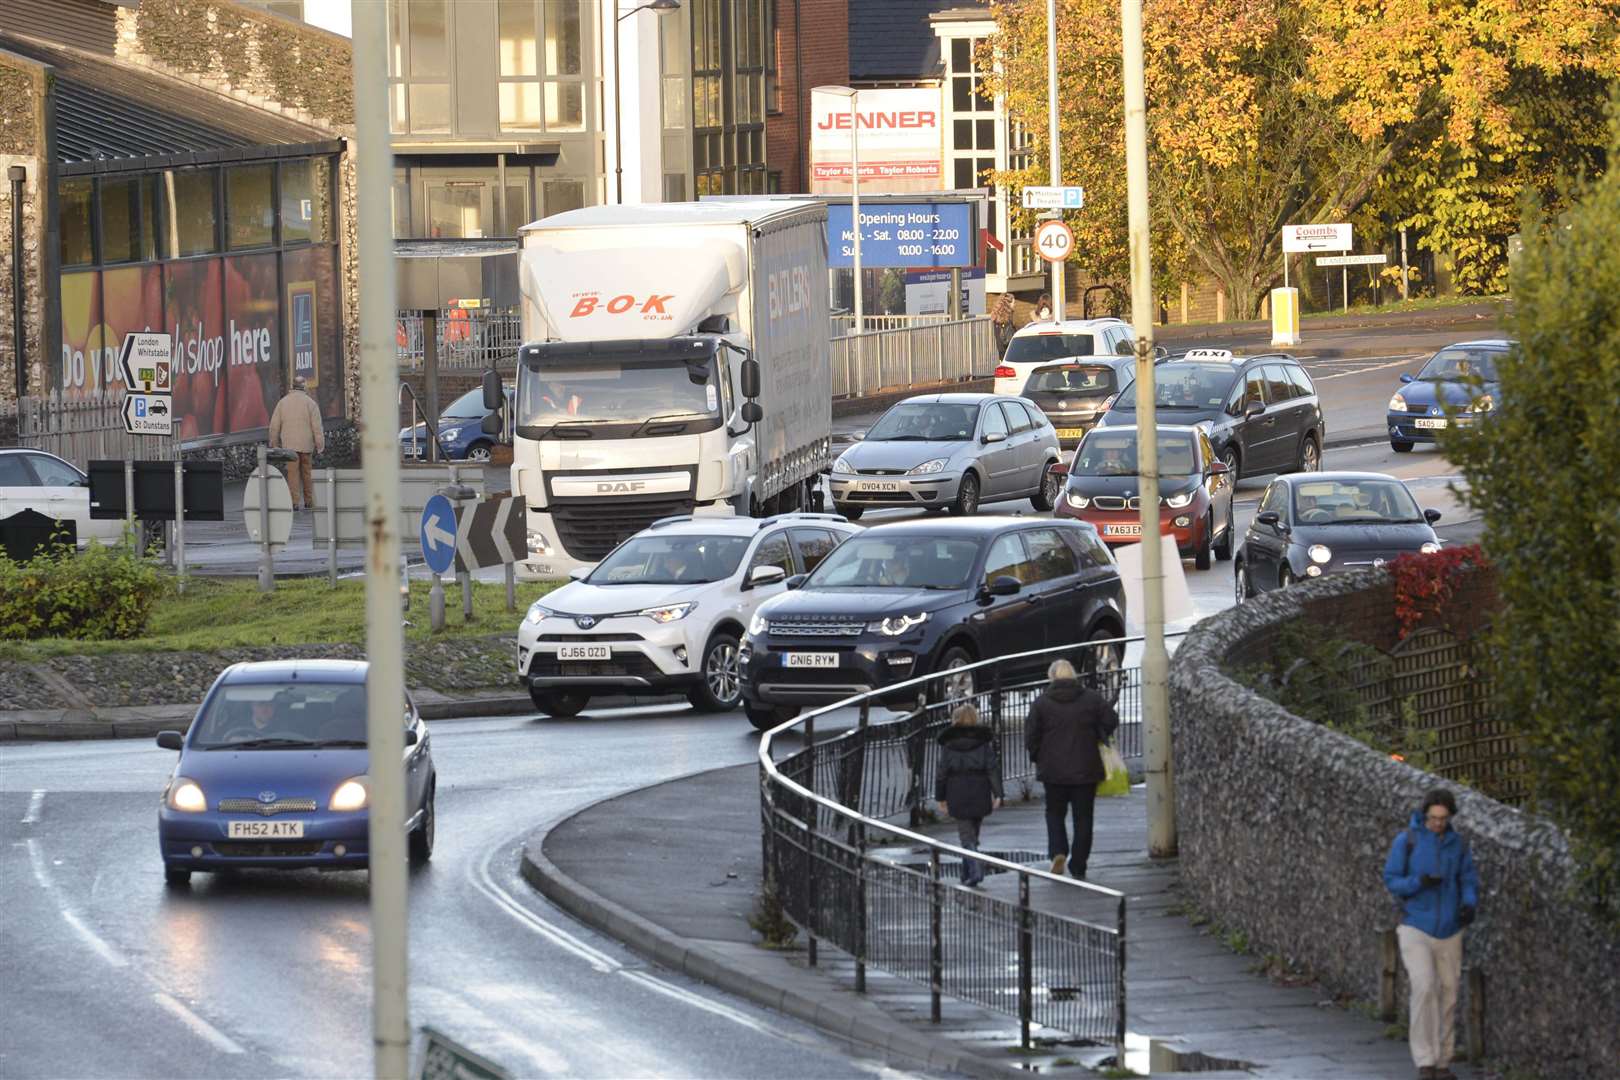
1182,348,1236,363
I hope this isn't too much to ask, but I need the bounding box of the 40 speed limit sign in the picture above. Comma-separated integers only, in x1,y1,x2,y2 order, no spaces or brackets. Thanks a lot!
1034,219,1075,262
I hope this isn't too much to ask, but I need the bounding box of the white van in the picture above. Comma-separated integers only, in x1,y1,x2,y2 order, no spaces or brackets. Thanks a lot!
994,317,1136,396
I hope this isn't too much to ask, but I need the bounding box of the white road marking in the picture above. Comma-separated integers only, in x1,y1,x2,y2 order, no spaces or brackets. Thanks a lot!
21,789,44,824
152,992,244,1055
1311,356,1422,380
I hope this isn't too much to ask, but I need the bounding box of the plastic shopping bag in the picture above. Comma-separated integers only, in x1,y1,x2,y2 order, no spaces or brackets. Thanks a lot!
1097,742,1130,797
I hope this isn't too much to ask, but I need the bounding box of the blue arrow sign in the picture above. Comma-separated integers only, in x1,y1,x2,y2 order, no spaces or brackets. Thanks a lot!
419,493,458,576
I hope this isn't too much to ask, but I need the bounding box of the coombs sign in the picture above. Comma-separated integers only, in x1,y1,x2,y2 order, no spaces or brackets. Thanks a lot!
810,87,944,196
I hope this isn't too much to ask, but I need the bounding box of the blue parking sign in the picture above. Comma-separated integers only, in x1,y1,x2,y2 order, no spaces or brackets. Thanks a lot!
135,398,147,417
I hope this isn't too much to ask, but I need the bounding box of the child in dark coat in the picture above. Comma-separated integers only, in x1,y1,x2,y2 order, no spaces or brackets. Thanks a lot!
934,704,1004,887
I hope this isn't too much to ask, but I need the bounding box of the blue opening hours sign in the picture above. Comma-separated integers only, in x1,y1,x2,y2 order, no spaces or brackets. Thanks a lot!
827,203,974,269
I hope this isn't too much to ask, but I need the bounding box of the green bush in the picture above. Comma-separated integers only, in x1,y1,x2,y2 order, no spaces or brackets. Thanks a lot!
1444,101,1620,916
0,535,168,641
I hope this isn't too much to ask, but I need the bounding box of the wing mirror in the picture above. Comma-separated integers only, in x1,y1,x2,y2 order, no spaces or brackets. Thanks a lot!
740,401,764,424
1400,373,1415,384
480,412,503,435
156,731,183,751
987,575,1022,597
1243,400,1266,419
404,728,419,747
982,431,1007,444
851,429,866,442
481,368,503,410
568,566,590,582
747,564,787,589
785,573,808,590
1210,460,1230,476
740,357,761,399
1256,510,1281,528
1424,508,1443,523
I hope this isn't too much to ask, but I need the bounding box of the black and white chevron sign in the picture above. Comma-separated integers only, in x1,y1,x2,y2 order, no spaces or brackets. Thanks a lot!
454,495,528,572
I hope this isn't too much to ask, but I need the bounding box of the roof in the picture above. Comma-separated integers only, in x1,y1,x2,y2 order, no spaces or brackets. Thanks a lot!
850,0,982,81
647,512,852,536
860,514,1056,537
1011,318,1128,337
1080,424,1202,437
0,32,340,172
1439,339,1514,349
525,200,824,233
219,660,369,685
1277,471,1405,485
897,392,1000,404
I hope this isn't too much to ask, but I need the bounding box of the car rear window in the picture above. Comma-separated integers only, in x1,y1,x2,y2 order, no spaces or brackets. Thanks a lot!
1025,364,1117,396
1004,333,1097,365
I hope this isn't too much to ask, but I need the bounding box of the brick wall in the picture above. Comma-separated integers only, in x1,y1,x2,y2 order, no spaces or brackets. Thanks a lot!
0,54,48,407
1169,570,1619,1079
767,0,850,194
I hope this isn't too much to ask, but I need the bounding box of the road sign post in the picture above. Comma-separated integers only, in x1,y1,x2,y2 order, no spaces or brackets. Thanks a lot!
1315,253,1386,313
173,460,186,593
1281,223,1352,289
118,333,174,437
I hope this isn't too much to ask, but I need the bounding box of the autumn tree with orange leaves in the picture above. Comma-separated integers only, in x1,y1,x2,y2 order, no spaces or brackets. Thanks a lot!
982,0,1617,315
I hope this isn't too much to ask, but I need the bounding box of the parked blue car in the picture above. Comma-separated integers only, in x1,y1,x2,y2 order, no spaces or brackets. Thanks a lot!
156,660,436,886
398,385,513,462
1386,340,1511,452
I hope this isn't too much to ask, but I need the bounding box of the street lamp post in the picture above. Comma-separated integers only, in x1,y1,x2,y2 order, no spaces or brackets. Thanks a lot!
613,0,681,205
1046,0,1065,322
814,85,864,337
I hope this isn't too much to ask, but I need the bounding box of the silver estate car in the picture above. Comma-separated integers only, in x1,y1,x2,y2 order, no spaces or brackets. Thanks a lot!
828,393,1062,519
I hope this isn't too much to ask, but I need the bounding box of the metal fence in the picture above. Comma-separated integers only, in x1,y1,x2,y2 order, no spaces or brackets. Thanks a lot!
8,393,179,470
830,313,954,338
760,634,1157,1055
830,317,996,398
396,310,522,370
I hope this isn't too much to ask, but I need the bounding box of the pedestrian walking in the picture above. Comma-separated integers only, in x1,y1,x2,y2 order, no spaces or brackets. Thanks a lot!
934,703,1003,887
268,374,324,512
990,293,1016,358
1025,658,1118,879
1383,788,1480,1080
1032,291,1054,322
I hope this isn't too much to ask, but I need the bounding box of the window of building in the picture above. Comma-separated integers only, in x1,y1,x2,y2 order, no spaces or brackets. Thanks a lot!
388,0,452,133
504,175,532,233
226,165,276,250
497,0,584,131
169,170,219,256
98,176,141,265
139,175,163,261
427,177,491,238
663,173,688,201
59,179,95,268
691,0,766,196
541,179,586,218
280,159,331,245
764,0,778,114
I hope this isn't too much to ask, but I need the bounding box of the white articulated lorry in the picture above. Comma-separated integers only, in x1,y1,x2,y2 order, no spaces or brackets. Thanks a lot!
508,200,833,578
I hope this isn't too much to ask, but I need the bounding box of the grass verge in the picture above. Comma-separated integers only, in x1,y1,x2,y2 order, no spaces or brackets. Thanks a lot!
0,576,562,661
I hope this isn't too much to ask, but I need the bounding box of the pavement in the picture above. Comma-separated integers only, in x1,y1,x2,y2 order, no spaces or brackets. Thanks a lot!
527,762,1478,1079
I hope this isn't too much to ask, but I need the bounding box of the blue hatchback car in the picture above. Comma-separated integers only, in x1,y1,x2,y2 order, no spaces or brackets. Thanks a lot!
398,385,513,462
156,660,436,886
1386,340,1510,452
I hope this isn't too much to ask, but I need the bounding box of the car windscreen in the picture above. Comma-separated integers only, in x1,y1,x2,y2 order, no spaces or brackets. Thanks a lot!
807,535,982,590
865,403,979,442
1291,479,1424,524
518,349,719,429
1418,348,1500,383
1003,333,1097,365
1112,363,1236,411
191,682,371,748
1023,364,1118,396
590,534,751,585
1071,430,1199,477
441,388,488,417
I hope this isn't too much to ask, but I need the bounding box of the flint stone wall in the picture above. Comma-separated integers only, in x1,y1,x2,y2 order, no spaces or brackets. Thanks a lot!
1167,569,1618,1078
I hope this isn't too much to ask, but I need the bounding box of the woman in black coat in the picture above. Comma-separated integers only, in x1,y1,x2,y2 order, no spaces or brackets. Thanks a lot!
1025,658,1119,879
935,704,1004,887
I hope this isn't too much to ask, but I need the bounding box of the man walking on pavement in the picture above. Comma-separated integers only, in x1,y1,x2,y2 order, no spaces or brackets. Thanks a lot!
1383,788,1480,1080
269,374,324,511
1025,658,1119,879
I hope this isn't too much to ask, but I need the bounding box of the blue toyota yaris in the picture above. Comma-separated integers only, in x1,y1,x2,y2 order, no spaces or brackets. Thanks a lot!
398,385,513,462
156,660,436,886
1386,340,1511,452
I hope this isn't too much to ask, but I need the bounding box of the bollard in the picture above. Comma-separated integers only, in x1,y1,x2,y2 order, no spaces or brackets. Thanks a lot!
929,848,943,1023
257,444,273,593
123,459,135,542
1019,872,1033,1048
173,460,187,593
326,468,338,587
505,561,516,612
429,572,446,632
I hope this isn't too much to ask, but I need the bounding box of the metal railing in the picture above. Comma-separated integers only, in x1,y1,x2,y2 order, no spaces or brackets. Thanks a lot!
396,310,522,370
830,313,955,337
759,633,1168,1055
830,317,996,398
9,392,180,469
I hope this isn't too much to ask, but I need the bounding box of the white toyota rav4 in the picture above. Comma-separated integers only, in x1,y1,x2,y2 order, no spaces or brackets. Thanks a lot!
516,513,861,717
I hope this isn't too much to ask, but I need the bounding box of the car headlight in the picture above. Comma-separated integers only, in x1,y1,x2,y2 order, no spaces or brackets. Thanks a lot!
639,602,696,624
749,612,768,637
330,776,369,812
868,612,928,636
1388,393,1407,412
525,602,555,625
1472,394,1494,413
1420,541,1443,554
440,427,461,442
527,532,554,557
1065,490,1090,509
1164,490,1196,509
833,453,856,474
167,778,207,813
908,458,948,475
1308,544,1332,565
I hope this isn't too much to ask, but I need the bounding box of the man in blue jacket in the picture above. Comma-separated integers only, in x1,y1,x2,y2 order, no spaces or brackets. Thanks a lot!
1383,788,1481,1080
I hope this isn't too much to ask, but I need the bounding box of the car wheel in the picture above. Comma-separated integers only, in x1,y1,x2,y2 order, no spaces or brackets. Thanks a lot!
464,442,493,463
689,632,742,712
1194,512,1213,570
1391,439,1414,453
833,502,864,521
530,687,589,718
1234,560,1253,605
1079,627,1125,704
1031,463,1060,512
1279,566,1295,589
164,867,191,887
1213,499,1234,561
1222,448,1241,481
745,701,798,731
409,786,435,865
1296,435,1320,474
950,473,980,517
929,646,977,705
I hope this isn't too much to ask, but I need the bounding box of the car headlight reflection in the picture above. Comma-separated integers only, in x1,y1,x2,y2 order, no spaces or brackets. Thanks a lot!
1389,393,1407,411
869,612,928,636
440,427,461,442
330,776,369,812
749,612,768,637
639,602,696,624
833,453,856,474
1164,490,1196,509
1420,541,1443,554
1308,544,1333,565
525,602,555,625
167,778,207,813
1065,490,1090,509
1472,394,1494,413
908,458,948,475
